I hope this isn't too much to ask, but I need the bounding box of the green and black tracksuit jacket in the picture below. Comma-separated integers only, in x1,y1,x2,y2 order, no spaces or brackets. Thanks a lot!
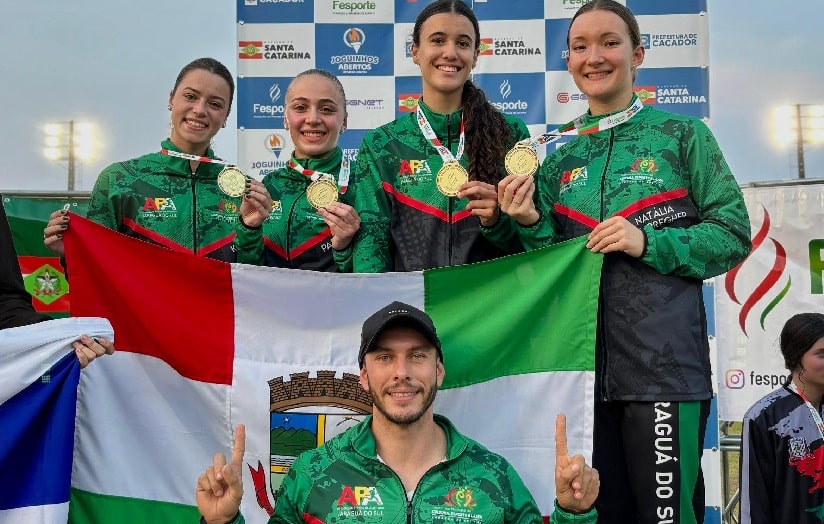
85,139,248,262
235,147,352,272
228,414,596,524
496,97,751,402
350,100,530,272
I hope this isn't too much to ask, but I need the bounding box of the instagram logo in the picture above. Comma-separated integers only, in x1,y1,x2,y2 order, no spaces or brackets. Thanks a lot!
725,369,745,389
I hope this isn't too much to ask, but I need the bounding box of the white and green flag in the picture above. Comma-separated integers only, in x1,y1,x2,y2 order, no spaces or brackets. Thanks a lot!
64,215,600,523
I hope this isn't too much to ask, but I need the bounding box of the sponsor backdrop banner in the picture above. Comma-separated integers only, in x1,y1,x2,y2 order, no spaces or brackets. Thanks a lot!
235,0,710,179
716,181,824,421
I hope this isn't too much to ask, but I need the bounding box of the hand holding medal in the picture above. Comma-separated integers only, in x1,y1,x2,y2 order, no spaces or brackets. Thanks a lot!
217,166,248,198
503,97,645,178
289,158,345,210
504,144,539,177
306,177,338,209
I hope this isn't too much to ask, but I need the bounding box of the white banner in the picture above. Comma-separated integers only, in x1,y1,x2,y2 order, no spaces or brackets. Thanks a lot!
715,181,824,421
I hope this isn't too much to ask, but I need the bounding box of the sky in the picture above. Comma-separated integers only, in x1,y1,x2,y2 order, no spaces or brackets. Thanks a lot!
2,1,823,193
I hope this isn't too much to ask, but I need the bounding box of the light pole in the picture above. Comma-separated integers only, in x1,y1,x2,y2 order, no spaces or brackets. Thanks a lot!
43,120,97,190
772,104,824,179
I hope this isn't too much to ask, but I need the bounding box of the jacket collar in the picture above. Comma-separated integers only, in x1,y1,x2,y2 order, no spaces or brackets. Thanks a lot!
417,99,463,145
580,94,649,136
284,147,343,183
158,138,221,178
351,414,469,461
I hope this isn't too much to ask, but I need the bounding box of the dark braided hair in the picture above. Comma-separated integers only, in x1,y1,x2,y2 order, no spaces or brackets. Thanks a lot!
413,0,513,185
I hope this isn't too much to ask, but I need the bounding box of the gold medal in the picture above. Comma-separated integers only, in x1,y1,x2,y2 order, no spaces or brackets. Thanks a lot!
306,177,338,209
436,162,469,197
504,144,539,177
217,166,247,198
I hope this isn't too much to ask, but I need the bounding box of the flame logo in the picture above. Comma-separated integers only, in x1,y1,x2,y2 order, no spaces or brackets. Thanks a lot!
724,206,790,336
343,28,366,53
269,83,281,103
265,133,285,158
499,79,511,100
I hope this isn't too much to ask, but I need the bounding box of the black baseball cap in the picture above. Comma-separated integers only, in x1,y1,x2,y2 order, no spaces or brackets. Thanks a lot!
358,301,443,368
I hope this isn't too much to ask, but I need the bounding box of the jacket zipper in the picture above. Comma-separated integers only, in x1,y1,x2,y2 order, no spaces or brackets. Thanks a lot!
284,186,302,267
598,129,615,401
190,169,198,255
445,112,454,266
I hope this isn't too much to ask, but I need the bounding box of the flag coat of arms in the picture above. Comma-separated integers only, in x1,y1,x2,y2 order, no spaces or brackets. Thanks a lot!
7,215,600,523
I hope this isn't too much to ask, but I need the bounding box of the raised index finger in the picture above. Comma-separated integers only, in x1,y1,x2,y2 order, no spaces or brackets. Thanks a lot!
231,424,246,468
555,413,569,460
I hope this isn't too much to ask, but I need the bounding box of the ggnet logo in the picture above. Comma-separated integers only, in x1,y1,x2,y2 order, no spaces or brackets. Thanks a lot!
725,369,745,389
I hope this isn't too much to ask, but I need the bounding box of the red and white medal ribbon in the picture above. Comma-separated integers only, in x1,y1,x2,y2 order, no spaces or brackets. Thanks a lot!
518,96,644,150
288,158,350,193
159,149,235,166
416,105,465,166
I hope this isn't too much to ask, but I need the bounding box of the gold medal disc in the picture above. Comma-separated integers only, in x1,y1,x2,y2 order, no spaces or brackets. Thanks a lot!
436,162,469,197
217,167,247,198
504,145,539,177
306,178,339,209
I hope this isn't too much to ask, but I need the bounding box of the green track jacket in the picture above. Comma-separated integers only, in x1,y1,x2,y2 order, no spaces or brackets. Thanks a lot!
494,98,751,401
228,415,596,524
85,139,248,262
350,101,530,272
235,147,352,272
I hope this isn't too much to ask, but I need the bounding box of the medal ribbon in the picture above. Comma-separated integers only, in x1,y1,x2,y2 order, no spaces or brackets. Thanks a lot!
518,97,644,149
416,105,465,166
159,149,235,166
788,381,824,440
288,158,349,192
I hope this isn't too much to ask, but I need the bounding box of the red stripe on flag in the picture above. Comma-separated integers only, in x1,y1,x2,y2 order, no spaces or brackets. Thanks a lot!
64,215,235,385
18,255,61,274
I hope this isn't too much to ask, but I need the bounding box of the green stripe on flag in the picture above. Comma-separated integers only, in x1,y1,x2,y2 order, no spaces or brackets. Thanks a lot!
69,489,199,523
424,236,602,389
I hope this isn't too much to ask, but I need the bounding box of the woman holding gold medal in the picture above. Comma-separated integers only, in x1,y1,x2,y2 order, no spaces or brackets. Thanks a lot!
491,2,751,523
44,58,271,263
235,69,361,272
348,0,530,272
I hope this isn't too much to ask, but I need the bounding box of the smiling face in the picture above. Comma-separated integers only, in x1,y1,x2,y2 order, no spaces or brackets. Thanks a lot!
566,9,644,115
411,12,479,112
359,325,444,428
284,74,347,159
167,69,231,155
